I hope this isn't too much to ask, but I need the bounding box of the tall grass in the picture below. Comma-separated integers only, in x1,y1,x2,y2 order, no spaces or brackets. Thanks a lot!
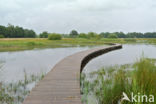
0,38,156,52
81,57,156,104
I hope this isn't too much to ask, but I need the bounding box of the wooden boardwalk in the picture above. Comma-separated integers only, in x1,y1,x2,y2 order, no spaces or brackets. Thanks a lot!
23,44,122,104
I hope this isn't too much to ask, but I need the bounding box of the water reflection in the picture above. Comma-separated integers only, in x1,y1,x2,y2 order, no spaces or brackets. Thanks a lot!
83,44,156,73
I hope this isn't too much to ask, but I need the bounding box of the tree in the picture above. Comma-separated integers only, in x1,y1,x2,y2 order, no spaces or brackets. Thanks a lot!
48,33,62,40
0,34,4,38
144,32,156,38
114,32,126,38
39,31,49,38
27,30,36,38
2,24,156,38
108,34,118,38
78,33,88,38
0,25,6,37
0,24,36,38
69,30,78,37
126,32,144,38
15,26,24,37
87,32,97,39
99,32,110,38
6,24,15,38
24,29,36,38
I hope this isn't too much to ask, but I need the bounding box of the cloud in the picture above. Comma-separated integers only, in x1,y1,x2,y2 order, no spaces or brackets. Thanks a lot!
0,0,156,33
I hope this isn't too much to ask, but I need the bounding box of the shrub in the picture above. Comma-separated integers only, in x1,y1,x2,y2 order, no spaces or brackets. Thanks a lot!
87,32,96,38
107,34,118,38
78,33,88,38
0,34,4,38
48,33,62,40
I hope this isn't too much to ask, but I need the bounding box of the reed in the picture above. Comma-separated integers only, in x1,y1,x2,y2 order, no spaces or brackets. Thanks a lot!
0,71,45,104
81,57,156,104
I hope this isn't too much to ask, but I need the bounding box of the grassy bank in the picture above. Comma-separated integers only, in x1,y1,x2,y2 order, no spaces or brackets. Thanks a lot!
0,38,156,52
0,38,105,52
81,57,156,104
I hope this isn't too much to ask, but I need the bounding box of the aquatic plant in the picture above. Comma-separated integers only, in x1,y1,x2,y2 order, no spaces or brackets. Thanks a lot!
81,57,156,104
0,71,45,104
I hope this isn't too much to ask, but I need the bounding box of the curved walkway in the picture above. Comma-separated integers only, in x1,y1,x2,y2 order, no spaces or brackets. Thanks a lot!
23,44,122,104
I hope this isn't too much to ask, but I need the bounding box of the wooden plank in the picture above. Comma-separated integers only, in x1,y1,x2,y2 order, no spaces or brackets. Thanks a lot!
23,44,122,104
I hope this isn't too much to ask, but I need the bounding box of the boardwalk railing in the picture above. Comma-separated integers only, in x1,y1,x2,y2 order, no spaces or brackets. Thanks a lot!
23,44,122,104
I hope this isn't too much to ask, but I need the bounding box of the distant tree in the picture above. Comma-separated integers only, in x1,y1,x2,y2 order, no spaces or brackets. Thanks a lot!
0,25,6,37
78,33,88,38
87,32,97,38
108,34,118,38
0,34,4,38
6,24,15,37
69,30,78,37
39,31,49,38
99,32,110,38
24,29,29,37
114,32,126,38
62,34,69,38
126,32,144,38
1,24,156,38
0,24,36,38
95,34,102,39
48,33,62,40
15,26,25,37
28,30,36,38
144,32,156,38
24,29,36,38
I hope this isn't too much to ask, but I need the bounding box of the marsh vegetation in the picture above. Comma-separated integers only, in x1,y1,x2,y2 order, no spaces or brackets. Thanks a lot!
0,71,44,104
81,57,156,104
0,28,156,104
0,38,156,52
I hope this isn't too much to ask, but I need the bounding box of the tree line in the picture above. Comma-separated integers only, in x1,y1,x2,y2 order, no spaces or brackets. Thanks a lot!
1,24,156,38
100,32,156,38
0,24,36,38
67,30,156,38
40,30,156,39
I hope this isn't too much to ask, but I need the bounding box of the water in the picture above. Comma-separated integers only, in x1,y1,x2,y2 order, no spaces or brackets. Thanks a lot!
83,44,156,73
0,44,156,104
0,44,156,83
82,44,156,104
0,47,91,83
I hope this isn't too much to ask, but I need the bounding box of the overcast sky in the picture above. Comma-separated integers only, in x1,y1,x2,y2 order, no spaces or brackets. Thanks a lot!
0,0,156,34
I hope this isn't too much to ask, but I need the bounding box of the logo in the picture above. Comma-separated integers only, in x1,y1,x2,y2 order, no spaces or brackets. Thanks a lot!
121,92,154,103
122,92,130,102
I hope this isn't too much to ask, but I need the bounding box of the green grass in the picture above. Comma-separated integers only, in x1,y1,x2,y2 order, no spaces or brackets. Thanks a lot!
0,38,156,52
81,57,156,104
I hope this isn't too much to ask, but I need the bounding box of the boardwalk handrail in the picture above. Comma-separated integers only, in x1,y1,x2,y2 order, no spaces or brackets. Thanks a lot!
23,43,122,104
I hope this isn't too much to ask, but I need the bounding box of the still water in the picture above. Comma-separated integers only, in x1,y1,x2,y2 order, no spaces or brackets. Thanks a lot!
0,47,91,83
1,44,155,104
83,44,156,73
0,44,156,83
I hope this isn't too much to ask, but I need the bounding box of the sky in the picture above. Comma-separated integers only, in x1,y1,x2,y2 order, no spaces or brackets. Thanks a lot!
0,0,156,34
